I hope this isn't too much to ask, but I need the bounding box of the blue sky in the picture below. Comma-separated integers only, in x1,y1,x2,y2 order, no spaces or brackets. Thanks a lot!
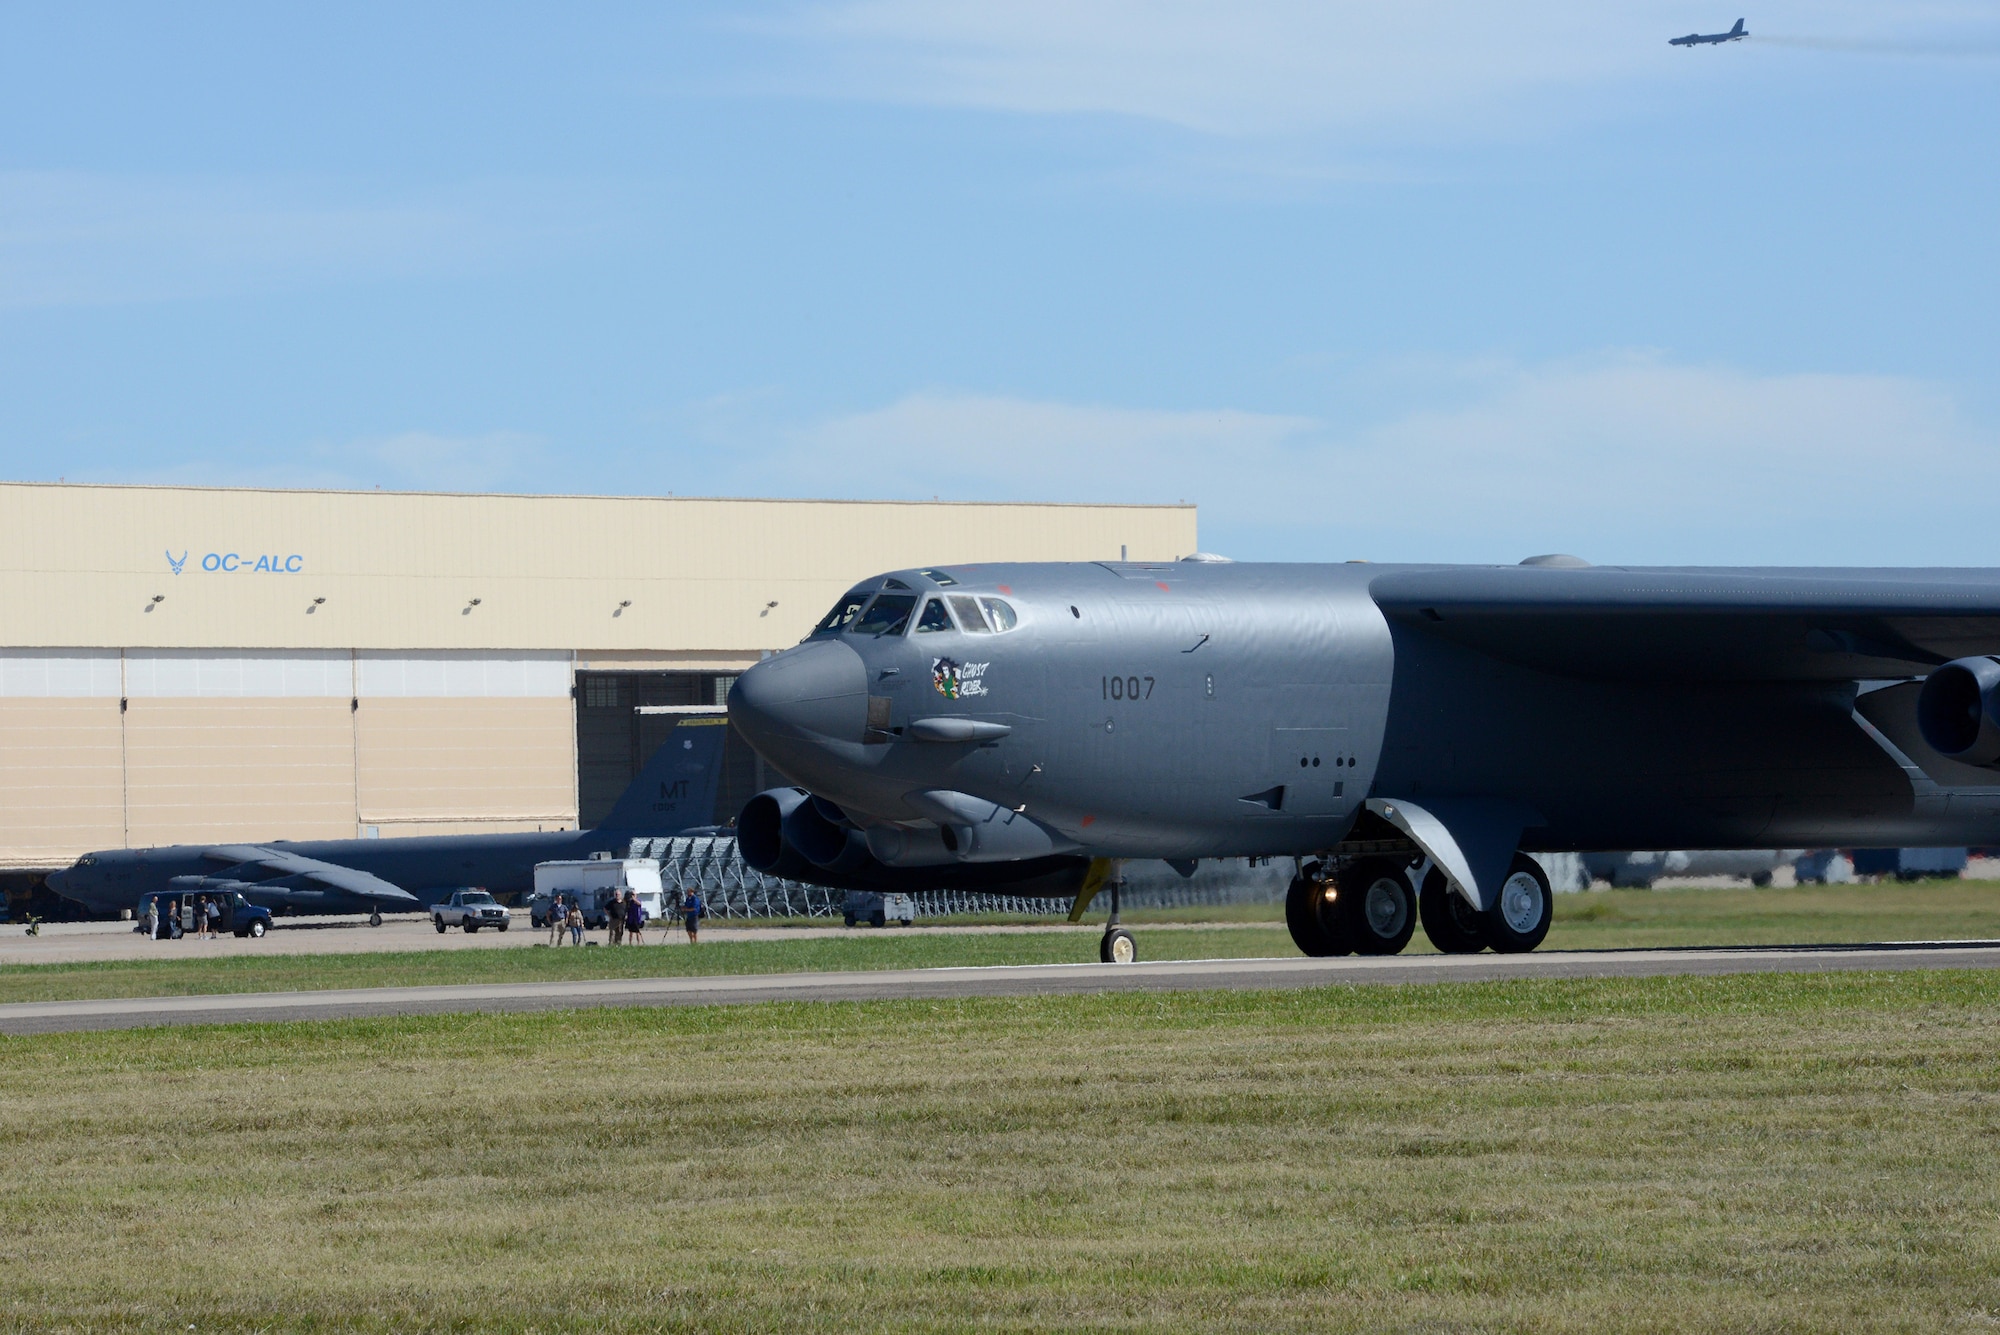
2,2,1997,565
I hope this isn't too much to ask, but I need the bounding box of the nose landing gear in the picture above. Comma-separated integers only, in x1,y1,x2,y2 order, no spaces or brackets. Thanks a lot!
1098,869,1136,964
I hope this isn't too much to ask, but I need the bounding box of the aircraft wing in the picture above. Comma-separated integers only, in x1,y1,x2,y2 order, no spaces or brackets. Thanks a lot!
201,845,422,905
1368,566,2000,682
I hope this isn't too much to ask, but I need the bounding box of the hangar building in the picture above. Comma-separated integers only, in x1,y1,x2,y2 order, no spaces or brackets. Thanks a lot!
0,483,1195,890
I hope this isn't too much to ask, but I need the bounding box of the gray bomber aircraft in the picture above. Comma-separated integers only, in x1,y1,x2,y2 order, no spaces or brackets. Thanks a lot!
47,717,729,922
728,558,2000,963
1670,18,1747,46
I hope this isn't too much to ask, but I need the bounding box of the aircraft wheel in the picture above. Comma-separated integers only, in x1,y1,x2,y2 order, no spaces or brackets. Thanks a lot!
1418,868,1485,954
1481,855,1553,954
248,920,267,939
369,911,383,927
1100,927,1136,964
1285,867,1350,958
434,917,447,934
1339,858,1416,955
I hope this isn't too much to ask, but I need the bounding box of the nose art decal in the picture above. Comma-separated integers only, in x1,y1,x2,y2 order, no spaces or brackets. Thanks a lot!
931,658,990,699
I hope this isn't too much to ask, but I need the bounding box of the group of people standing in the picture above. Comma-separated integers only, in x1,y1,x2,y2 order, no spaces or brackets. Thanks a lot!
142,896,219,940
544,889,704,947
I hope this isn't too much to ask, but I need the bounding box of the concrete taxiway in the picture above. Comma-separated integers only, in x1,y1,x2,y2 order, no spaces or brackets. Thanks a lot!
3,940,1997,1035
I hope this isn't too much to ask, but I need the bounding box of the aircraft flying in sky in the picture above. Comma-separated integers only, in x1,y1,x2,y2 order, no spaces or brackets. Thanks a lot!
47,717,730,920
1670,18,1747,46
726,559,2000,963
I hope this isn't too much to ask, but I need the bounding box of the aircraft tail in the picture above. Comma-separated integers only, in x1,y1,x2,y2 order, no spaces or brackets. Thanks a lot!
1731,18,1745,34
597,717,730,832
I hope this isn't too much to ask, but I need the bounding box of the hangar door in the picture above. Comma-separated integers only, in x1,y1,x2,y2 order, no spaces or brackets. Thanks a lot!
355,652,577,836
575,671,759,830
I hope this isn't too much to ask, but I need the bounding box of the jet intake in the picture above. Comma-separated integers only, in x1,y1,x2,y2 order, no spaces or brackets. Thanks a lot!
782,794,872,872
738,786,877,875
1917,656,2000,766
737,787,814,876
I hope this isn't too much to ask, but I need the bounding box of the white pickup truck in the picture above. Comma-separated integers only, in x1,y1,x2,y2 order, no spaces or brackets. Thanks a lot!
432,888,512,934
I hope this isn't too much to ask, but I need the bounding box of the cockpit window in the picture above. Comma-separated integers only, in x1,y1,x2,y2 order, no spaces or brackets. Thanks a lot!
812,590,874,637
883,577,913,590
920,569,959,587
851,594,917,636
914,598,954,633
979,597,1018,632
77,854,96,867
948,596,990,633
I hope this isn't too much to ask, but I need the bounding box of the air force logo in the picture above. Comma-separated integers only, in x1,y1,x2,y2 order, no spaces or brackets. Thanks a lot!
166,550,188,575
931,657,990,699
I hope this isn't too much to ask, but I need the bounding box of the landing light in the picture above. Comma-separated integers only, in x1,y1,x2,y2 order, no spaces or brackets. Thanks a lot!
1321,887,1338,903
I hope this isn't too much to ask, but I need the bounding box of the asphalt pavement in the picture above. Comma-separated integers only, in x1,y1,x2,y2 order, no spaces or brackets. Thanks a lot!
4,939,1998,1035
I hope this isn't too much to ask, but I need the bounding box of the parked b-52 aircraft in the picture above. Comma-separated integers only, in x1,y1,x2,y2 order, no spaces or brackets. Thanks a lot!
47,717,728,921
1670,18,1747,46
727,559,2000,963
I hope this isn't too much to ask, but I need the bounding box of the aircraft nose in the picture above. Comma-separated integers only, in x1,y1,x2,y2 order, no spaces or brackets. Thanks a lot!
728,638,869,751
44,868,67,894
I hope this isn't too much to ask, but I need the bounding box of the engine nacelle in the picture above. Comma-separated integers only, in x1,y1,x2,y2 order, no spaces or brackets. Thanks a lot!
1917,656,2000,766
736,787,1093,898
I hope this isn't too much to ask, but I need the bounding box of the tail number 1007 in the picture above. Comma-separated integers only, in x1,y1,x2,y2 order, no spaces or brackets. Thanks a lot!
1102,675,1155,701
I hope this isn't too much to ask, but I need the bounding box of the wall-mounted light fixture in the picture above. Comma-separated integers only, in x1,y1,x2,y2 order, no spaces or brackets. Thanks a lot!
462,597,482,616
308,596,326,615
145,594,165,613
613,599,632,618
760,599,779,618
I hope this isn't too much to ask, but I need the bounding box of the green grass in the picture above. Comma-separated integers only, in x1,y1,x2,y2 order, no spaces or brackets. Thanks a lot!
2,879,1997,1008
1545,876,2000,949
0,926,1298,1005
2,971,1999,1331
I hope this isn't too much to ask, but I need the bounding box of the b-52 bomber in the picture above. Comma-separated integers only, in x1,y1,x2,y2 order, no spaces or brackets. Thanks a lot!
1670,18,1747,46
728,558,2000,963
48,717,728,921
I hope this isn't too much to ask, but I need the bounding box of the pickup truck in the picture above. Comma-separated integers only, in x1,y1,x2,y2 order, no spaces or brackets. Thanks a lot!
432,888,512,934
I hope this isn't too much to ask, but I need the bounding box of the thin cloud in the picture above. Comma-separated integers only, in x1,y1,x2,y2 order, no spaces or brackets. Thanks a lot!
778,357,1997,564
77,431,548,495
0,172,604,309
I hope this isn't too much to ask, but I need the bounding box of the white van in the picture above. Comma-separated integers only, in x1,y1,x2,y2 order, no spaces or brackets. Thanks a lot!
532,857,666,930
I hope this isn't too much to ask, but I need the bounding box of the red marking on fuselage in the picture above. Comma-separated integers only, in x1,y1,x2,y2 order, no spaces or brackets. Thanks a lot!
997,584,1012,594
1080,815,1095,827
1155,581,1170,591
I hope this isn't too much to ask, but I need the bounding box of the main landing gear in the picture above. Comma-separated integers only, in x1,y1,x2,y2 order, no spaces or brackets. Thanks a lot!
1287,853,1552,956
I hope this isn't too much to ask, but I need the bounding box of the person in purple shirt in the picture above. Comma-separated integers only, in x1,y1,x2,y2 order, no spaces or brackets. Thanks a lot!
624,888,646,945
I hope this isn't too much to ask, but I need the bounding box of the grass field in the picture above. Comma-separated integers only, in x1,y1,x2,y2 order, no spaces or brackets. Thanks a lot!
2,879,1998,1007
0,926,1295,1005
2,971,1997,1331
